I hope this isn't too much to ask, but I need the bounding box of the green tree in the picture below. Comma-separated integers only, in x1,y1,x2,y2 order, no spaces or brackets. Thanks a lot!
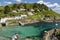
4,6,12,14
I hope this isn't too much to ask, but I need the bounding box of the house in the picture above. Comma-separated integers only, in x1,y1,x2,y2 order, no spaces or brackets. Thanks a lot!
20,14,27,19
31,9,34,11
0,17,9,23
21,14,27,17
12,10,17,13
28,12,33,15
0,16,21,23
18,8,26,11
14,16,21,20
0,14,27,23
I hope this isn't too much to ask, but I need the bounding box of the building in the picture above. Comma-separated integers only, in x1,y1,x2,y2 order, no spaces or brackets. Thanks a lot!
28,12,33,16
12,10,17,13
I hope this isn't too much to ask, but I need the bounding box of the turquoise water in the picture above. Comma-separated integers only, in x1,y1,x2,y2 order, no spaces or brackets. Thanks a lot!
0,22,60,40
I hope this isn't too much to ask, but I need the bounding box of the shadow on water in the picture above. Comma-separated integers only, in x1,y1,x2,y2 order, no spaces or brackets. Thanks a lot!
24,22,55,27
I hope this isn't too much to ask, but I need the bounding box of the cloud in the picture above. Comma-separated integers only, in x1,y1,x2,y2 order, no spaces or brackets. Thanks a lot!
37,0,60,13
37,0,60,8
54,3,60,7
15,0,22,3
7,2,12,4
37,0,44,4
4,1,12,4
52,7,60,13
37,0,53,7
53,7,60,11
47,3,60,8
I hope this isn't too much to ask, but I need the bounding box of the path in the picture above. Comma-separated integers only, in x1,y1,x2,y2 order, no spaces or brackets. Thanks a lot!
44,29,54,40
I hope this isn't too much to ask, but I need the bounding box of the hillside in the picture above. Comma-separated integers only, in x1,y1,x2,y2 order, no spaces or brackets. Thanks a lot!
0,3,60,20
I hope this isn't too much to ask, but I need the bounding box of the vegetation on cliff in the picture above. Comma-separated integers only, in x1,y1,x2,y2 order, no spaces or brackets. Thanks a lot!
0,3,60,19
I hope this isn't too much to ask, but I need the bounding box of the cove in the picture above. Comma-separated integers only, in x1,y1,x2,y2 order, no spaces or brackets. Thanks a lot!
0,22,60,40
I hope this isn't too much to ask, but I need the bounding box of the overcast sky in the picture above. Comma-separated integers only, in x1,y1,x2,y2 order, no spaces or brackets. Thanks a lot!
0,0,60,13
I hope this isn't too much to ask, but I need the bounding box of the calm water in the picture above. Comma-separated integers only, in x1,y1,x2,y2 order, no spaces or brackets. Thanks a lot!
0,22,60,40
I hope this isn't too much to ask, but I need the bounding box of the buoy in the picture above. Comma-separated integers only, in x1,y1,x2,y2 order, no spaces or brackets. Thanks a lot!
44,31,47,33
55,23,58,26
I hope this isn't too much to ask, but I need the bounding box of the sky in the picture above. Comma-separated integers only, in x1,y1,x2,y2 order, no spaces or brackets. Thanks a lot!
0,0,60,13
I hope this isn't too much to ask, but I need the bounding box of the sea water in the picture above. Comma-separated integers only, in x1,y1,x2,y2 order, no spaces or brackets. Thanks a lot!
0,22,60,40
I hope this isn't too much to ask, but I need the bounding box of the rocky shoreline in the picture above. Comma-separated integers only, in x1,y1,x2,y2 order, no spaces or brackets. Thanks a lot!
43,28,60,40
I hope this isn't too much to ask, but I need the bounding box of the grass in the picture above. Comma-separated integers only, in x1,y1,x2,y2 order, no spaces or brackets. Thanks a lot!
6,20,17,23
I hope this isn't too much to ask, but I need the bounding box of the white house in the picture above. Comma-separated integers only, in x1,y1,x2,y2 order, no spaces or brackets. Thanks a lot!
14,16,21,19
12,10,17,13
31,9,34,11
28,12,33,15
20,14,27,18
0,18,8,23
0,16,21,23
20,14,27,19
0,14,28,23
20,8,26,11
